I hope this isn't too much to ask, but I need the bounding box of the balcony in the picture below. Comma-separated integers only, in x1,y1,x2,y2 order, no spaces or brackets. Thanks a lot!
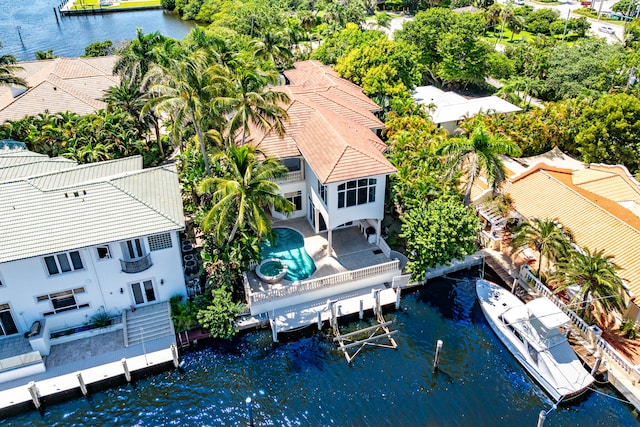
275,170,303,184
120,253,153,274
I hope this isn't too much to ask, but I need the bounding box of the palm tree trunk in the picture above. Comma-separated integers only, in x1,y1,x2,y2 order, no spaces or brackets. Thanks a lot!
154,120,164,157
192,111,210,175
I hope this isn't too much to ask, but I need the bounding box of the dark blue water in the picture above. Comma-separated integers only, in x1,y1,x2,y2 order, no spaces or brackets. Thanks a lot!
0,0,194,61
3,271,638,426
261,228,316,281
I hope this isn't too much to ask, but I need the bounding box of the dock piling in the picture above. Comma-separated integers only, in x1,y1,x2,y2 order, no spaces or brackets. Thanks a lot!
591,356,602,376
359,299,364,320
395,287,401,310
170,343,180,368
122,358,132,382
27,382,41,409
536,410,546,427
246,397,254,427
76,372,88,396
433,340,443,372
270,319,278,342
317,311,322,330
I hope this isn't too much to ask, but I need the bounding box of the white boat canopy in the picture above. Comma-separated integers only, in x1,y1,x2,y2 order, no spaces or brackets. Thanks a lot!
526,298,571,330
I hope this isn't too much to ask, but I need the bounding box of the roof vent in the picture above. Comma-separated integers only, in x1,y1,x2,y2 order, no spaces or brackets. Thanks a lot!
64,193,68,198
73,191,79,197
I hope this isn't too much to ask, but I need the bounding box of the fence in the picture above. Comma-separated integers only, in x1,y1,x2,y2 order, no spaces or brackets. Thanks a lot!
518,265,640,381
249,260,400,304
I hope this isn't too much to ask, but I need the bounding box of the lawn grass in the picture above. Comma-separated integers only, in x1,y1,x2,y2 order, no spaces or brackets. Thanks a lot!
483,28,582,46
71,0,161,11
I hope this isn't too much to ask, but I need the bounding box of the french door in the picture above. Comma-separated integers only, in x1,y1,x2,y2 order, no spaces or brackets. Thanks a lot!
130,280,156,305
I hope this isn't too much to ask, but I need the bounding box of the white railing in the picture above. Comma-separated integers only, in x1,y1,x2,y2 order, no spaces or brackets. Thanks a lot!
275,170,303,184
249,260,400,304
378,237,392,258
518,265,640,380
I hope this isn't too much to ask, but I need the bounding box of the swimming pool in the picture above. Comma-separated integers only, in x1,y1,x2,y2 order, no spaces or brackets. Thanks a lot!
260,228,316,281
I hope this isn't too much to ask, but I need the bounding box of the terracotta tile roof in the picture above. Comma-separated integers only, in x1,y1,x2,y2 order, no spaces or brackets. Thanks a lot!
284,60,381,112
0,56,119,123
508,165,640,303
248,90,395,184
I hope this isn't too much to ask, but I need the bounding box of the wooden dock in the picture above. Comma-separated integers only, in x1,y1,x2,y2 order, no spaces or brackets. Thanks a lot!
568,335,608,377
0,344,179,416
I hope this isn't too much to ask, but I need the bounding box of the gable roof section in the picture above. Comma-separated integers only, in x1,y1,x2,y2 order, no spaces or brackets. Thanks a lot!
0,154,184,264
0,56,119,123
248,87,395,184
509,165,640,303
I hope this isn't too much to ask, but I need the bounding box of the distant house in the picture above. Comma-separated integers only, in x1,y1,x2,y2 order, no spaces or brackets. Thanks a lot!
481,149,640,320
412,85,521,134
0,56,119,123
0,148,186,352
245,60,397,255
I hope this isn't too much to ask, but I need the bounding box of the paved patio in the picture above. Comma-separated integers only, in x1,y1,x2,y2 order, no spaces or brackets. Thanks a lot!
248,219,391,294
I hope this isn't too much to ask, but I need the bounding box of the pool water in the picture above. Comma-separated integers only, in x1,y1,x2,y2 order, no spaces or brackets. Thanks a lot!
261,228,316,281
259,261,285,276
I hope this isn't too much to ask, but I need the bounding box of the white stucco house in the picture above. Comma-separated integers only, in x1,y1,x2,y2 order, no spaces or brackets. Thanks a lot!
247,60,397,255
0,145,186,345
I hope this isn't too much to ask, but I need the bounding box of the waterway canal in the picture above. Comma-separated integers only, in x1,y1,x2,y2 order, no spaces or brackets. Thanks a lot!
0,0,194,61
3,270,638,426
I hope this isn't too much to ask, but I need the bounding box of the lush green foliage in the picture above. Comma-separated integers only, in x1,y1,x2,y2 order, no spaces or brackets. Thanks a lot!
83,40,114,57
400,197,480,281
196,285,243,339
0,45,26,87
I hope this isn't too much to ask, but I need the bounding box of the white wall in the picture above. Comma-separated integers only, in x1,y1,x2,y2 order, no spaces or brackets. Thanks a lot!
0,231,185,335
272,180,307,220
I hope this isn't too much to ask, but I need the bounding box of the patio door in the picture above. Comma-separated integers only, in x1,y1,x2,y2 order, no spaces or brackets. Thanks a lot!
0,303,18,336
130,280,156,305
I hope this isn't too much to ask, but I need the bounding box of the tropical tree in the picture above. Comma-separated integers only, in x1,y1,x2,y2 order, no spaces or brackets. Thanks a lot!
510,218,574,278
0,49,26,88
551,247,627,322
196,145,294,244
35,50,57,60
196,284,243,339
114,28,167,85
436,121,521,205
144,51,224,174
217,58,290,146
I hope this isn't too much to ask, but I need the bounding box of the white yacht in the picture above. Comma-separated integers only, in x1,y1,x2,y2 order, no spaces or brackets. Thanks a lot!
476,279,595,402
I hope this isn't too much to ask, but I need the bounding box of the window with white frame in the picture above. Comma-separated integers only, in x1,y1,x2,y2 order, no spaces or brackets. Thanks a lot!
96,246,111,260
148,233,173,251
0,303,18,335
44,251,84,276
285,191,302,211
37,287,89,316
337,178,376,208
121,238,146,260
317,181,327,204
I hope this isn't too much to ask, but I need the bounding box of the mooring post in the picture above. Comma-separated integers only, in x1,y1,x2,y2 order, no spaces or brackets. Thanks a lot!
359,299,364,319
395,287,401,310
246,397,254,427
27,381,41,409
270,318,278,342
76,372,88,396
511,278,518,294
317,311,322,330
331,303,338,334
170,343,180,368
433,340,443,372
121,358,132,382
536,410,546,427
591,356,602,376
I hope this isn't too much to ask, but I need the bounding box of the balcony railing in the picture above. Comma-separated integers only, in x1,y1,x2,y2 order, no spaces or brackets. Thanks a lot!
275,170,303,184
120,253,153,274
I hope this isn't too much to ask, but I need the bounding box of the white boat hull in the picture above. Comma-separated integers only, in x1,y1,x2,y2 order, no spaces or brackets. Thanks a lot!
476,279,594,402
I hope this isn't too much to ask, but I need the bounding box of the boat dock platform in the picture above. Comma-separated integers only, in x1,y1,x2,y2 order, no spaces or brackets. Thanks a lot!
423,253,485,282
0,342,179,416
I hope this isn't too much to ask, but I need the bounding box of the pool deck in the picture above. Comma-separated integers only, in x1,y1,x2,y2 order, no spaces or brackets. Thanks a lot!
247,218,391,294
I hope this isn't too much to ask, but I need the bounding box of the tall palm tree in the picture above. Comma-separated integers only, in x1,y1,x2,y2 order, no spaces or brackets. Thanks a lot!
216,58,290,146
436,121,521,205
0,52,26,88
551,247,627,322
143,51,224,174
510,218,574,278
113,28,166,85
197,145,294,244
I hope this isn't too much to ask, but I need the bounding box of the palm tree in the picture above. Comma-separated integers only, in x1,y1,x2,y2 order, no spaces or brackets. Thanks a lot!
197,145,294,244
113,28,166,85
216,58,290,146
35,50,57,60
0,51,26,88
143,51,224,174
510,218,574,278
551,247,627,322
436,121,521,205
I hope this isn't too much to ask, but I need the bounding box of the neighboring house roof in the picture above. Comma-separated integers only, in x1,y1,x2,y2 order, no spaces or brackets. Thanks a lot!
508,164,640,303
413,85,521,125
0,152,184,264
0,56,119,123
245,62,396,184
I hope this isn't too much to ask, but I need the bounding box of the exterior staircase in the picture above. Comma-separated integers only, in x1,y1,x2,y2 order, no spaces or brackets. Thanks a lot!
123,302,174,347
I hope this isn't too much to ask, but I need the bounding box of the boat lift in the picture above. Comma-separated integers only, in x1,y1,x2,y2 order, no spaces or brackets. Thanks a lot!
331,289,399,363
